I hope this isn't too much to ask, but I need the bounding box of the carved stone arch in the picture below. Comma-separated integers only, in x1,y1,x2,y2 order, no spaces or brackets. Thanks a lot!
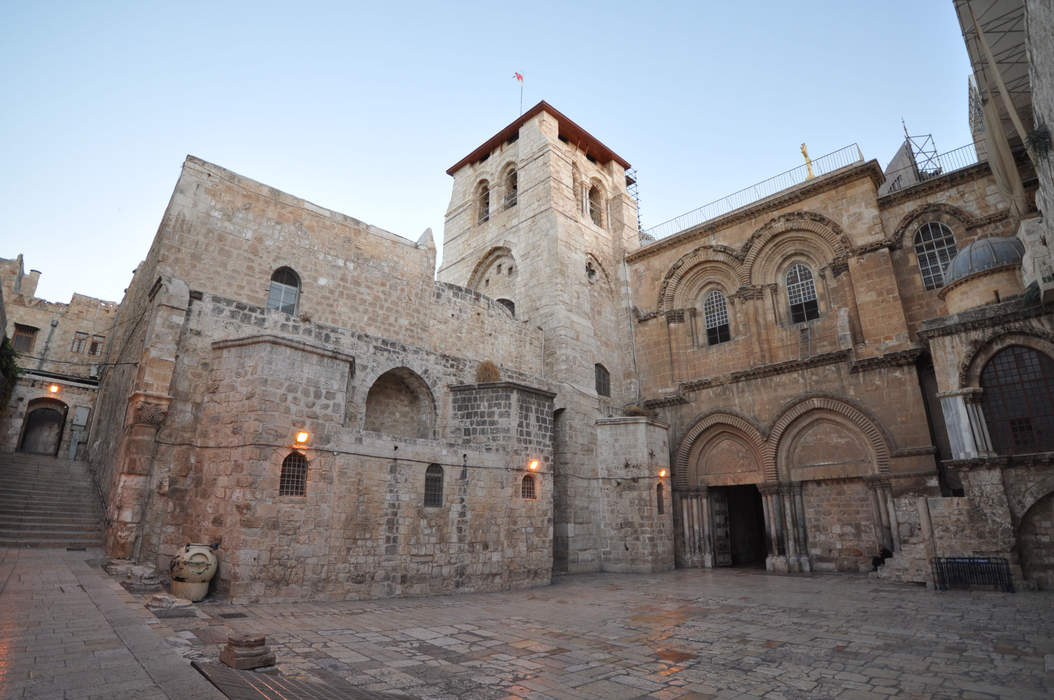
891,202,978,249
960,329,1054,389
1014,474,1054,526
466,246,515,291
584,252,614,292
674,411,766,488
765,396,891,478
658,245,742,313
742,211,850,286
363,366,437,440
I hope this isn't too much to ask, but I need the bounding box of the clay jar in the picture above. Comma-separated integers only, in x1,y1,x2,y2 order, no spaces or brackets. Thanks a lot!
169,543,218,602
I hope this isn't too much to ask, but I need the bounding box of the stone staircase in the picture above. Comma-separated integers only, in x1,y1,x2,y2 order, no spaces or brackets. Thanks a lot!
0,452,105,548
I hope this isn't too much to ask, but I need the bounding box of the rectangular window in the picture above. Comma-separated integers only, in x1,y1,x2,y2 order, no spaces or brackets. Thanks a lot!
88,335,105,356
12,324,38,353
71,331,88,353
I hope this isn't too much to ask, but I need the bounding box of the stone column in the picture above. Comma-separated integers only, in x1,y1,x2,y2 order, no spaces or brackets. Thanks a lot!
674,488,709,568
938,388,994,459
866,476,894,552
758,482,785,571
777,481,811,573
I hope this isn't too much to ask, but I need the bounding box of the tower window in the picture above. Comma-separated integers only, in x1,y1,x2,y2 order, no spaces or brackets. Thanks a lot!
477,181,490,224
279,452,308,496
703,290,731,345
503,169,517,209
521,474,537,499
786,264,820,323
496,298,515,316
657,482,664,514
595,363,610,397
913,222,958,290
424,464,443,507
267,267,300,315
588,185,604,227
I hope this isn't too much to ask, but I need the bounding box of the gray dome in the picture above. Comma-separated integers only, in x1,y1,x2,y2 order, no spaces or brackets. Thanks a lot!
943,236,1024,285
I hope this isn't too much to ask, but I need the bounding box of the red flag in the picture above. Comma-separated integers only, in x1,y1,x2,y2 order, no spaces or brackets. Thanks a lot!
514,72,524,83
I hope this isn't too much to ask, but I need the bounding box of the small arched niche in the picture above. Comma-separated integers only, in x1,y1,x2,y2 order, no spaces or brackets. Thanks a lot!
364,367,436,440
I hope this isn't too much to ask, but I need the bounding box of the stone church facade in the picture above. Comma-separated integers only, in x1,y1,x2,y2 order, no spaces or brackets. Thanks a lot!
3,1,1053,599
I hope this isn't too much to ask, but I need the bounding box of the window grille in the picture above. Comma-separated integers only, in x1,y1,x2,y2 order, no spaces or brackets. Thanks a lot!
656,482,664,514
594,363,610,397
12,324,38,353
588,185,603,227
503,169,517,209
71,331,88,354
424,464,443,507
703,290,731,345
477,182,490,223
267,267,300,315
88,335,105,357
914,222,958,290
279,452,308,496
521,474,536,499
786,264,820,323
980,346,1054,454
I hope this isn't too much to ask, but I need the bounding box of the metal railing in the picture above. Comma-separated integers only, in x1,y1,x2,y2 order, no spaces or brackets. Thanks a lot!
881,142,983,195
932,556,1014,592
644,144,864,240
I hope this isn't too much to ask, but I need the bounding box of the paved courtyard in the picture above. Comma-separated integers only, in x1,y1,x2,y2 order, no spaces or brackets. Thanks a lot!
1,548,1053,699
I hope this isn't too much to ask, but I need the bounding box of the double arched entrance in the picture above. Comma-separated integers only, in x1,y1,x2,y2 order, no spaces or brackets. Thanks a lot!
18,398,69,456
674,399,894,573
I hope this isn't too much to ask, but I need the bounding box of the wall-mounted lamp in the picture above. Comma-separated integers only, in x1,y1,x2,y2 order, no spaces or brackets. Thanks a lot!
658,469,667,478
527,458,540,472
295,431,310,445
48,384,60,394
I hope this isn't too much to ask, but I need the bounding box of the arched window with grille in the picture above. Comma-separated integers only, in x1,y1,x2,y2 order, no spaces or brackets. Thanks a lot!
267,267,300,315
913,222,958,290
521,474,537,500
588,184,604,227
703,289,731,345
503,168,517,209
477,181,490,224
980,346,1054,454
786,263,819,323
656,482,664,514
424,464,443,507
594,363,610,397
279,452,308,496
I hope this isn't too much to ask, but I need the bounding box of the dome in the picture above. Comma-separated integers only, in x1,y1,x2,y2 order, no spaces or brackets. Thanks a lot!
943,236,1024,286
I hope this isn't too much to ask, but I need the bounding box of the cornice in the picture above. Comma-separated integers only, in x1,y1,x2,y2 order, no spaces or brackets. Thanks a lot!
918,299,1050,339
876,162,991,208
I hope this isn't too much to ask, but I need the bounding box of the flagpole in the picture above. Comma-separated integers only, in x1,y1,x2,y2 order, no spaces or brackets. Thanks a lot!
520,83,523,115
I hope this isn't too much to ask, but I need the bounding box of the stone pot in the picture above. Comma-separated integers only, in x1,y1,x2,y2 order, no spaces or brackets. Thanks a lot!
169,543,219,602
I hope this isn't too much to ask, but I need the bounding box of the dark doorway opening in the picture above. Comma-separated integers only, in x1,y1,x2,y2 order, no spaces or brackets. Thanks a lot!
18,400,68,456
714,484,766,567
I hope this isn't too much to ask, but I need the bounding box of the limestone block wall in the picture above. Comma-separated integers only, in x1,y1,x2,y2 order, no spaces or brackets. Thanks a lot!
801,479,877,571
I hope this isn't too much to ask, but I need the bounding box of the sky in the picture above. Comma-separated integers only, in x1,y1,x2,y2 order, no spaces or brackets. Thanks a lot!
1,1,974,304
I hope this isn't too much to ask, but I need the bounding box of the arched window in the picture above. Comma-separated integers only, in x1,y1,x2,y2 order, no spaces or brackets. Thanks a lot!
703,290,731,345
980,346,1054,454
521,474,537,499
280,452,308,496
786,263,819,323
503,168,517,209
588,185,604,227
656,482,664,514
914,222,958,290
477,181,490,224
594,363,610,397
424,464,443,507
496,298,515,316
268,267,300,315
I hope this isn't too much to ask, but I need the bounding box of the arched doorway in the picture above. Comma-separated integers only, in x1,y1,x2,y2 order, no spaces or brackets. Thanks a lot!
18,398,68,455
1018,491,1054,590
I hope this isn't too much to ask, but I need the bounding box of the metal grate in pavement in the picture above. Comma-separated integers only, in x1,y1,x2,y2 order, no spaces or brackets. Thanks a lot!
192,661,413,700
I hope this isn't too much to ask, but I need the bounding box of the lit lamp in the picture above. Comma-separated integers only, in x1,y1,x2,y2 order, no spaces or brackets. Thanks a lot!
294,430,309,445
48,384,59,394
527,458,540,472
658,469,667,478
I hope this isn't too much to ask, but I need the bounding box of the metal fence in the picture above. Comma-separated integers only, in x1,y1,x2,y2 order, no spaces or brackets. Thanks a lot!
644,144,864,240
931,556,1014,592
881,142,983,195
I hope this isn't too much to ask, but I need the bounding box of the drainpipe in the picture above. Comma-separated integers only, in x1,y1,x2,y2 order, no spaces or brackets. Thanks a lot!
36,319,59,371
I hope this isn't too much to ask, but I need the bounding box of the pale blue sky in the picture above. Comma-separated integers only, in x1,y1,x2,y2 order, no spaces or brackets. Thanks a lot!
1,1,973,303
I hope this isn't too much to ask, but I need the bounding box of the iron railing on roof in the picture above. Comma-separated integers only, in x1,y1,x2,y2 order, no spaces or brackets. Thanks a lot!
643,144,864,241
880,141,983,195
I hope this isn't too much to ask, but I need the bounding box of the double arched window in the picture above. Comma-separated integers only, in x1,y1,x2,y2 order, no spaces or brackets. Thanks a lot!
786,263,820,323
268,267,300,315
913,222,958,290
980,346,1054,454
703,290,731,345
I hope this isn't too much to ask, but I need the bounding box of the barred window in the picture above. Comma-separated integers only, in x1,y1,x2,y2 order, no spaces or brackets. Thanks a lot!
88,335,105,357
656,482,664,514
71,331,88,354
588,185,604,227
980,346,1054,454
503,168,517,209
267,267,300,315
477,181,490,223
594,363,610,397
279,452,308,496
521,474,537,499
12,324,37,353
703,290,731,345
786,264,820,323
913,222,958,290
424,464,443,507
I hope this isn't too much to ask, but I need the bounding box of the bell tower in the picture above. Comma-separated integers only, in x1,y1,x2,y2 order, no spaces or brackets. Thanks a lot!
440,102,672,574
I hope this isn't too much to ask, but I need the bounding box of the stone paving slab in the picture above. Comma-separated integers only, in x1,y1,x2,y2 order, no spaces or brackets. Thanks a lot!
0,548,222,700
142,568,1054,699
